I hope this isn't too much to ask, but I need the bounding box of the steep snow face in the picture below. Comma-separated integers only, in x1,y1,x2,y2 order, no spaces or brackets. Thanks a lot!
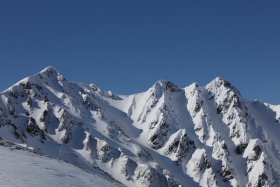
243,139,275,187
185,82,241,186
186,148,218,187
0,68,280,187
206,77,250,146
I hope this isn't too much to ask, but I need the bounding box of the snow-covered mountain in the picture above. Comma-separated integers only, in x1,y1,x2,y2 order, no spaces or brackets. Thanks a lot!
0,66,279,187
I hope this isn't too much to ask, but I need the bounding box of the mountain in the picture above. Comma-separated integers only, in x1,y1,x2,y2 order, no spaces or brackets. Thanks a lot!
0,66,279,187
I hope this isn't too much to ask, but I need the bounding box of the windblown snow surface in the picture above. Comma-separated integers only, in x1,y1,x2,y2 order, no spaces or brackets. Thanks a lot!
0,66,279,187
0,146,122,187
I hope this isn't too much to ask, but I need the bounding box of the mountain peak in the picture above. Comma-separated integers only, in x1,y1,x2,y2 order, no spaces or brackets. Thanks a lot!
40,66,58,74
37,66,68,83
38,66,62,80
209,76,231,87
206,76,240,95
152,80,181,92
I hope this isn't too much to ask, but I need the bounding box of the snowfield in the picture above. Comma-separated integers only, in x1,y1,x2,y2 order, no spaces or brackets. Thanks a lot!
0,66,280,187
0,146,122,187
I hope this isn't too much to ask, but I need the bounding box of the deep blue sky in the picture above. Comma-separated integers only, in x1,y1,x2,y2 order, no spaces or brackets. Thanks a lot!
0,1,280,103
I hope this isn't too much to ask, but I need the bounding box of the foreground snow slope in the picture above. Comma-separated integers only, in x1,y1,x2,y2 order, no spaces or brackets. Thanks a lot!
0,146,122,187
0,66,279,187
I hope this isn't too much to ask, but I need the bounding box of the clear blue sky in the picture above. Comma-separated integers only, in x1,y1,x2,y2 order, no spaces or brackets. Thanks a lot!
0,1,280,103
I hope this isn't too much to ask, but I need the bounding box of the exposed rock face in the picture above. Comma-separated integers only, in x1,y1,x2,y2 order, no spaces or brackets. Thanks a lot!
0,68,280,187
243,140,276,187
163,129,195,162
26,117,46,143
186,149,218,187
206,77,250,146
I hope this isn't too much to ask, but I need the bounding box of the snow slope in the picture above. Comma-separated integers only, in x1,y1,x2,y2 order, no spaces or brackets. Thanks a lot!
0,67,279,187
0,146,122,187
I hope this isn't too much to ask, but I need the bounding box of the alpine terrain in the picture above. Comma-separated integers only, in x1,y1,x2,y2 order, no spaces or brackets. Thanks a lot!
0,66,279,187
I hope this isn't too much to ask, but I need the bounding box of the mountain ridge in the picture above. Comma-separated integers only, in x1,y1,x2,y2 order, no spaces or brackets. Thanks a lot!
0,66,279,187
